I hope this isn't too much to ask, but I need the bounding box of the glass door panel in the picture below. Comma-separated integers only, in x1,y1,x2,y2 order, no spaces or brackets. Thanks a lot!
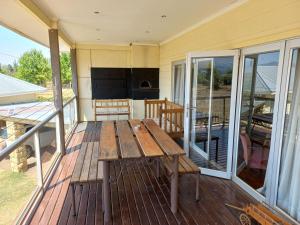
190,59,212,160
236,51,280,194
276,48,300,221
185,51,238,178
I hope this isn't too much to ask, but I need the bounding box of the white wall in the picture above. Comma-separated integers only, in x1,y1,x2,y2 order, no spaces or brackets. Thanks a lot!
76,44,159,121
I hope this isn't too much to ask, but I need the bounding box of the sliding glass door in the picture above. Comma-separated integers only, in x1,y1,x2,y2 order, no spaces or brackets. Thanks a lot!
184,51,239,178
233,42,285,201
272,39,300,223
233,40,300,223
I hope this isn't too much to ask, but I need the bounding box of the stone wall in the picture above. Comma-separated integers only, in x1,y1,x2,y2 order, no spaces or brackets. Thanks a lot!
6,121,28,172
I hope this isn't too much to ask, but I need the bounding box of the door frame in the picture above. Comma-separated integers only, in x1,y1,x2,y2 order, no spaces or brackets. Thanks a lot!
184,50,240,179
232,41,286,202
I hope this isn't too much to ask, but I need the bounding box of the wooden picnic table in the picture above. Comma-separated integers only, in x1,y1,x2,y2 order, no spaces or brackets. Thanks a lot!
98,119,185,223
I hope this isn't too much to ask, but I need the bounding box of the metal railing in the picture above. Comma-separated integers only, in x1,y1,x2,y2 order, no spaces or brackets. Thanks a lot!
0,96,78,225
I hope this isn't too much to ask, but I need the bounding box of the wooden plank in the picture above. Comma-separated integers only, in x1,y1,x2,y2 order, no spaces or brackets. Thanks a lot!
79,141,94,182
97,161,103,180
115,120,141,159
99,121,119,161
89,141,99,181
126,163,151,225
96,112,129,116
143,119,185,156
110,163,122,225
114,161,131,225
136,161,170,225
129,119,164,158
131,162,160,225
162,157,185,174
142,162,179,225
86,183,97,225
181,155,200,172
70,142,88,183
96,105,129,108
48,150,79,225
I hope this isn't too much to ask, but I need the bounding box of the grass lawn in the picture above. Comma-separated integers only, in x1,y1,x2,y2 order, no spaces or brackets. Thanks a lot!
0,169,36,225
37,88,74,103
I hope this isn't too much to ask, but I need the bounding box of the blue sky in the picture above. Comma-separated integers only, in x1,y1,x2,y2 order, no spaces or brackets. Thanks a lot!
0,25,50,65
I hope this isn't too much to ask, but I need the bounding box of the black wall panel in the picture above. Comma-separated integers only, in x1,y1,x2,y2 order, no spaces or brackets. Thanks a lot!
91,67,159,100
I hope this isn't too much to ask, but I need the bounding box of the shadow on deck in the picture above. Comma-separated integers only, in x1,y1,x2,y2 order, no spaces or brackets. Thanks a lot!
28,122,256,225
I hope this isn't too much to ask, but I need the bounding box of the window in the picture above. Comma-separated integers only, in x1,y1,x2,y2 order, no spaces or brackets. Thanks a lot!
172,61,185,106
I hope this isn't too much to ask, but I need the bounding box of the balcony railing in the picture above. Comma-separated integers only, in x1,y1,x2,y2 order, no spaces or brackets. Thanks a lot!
0,96,78,225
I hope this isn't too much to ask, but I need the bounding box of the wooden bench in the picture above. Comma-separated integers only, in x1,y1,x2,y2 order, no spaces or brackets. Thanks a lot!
144,98,184,138
70,137,103,216
94,99,131,121
160,155,200,201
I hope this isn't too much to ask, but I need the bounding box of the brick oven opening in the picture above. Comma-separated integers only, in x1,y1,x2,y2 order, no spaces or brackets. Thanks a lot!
140,80,151,89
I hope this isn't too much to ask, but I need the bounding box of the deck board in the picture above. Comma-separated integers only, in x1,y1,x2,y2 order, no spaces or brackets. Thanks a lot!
29,122,257,225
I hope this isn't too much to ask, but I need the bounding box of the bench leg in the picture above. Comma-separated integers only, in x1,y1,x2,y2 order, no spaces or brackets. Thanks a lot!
171,155,179,214
195,173,200,201
103,161,111,223
102,182,104,212
71,184,76,216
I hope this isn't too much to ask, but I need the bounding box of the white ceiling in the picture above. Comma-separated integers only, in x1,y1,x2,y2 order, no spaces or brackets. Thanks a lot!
31,0,244,45
0,0,49,47
0,0,69,51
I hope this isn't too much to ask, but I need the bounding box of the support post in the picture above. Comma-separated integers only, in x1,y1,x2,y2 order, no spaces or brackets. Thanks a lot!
49,29,65,155
70,48,80,122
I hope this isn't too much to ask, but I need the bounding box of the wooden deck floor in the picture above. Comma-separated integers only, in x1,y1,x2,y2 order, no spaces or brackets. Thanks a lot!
28,122,257,225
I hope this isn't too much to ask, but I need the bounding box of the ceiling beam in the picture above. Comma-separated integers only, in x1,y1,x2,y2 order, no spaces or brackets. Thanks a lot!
18,0,73,47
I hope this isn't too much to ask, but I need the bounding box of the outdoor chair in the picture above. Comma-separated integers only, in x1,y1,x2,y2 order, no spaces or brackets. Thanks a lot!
240,131,269,170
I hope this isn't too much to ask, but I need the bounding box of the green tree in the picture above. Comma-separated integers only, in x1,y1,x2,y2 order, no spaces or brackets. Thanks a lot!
16,49,51,86
60,52,72,85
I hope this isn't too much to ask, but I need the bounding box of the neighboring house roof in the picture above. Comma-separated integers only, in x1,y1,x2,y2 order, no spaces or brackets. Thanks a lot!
0,102,56,127
0,73,46,97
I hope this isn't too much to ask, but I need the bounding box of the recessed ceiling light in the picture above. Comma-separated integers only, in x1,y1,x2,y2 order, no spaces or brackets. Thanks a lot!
94,11,100,14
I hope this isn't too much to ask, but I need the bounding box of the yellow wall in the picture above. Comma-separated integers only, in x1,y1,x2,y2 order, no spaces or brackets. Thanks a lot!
76,44,159,121
160,0,300,99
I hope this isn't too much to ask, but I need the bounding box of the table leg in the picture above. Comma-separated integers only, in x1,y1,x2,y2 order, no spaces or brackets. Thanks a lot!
171,155,179,213
71,184,76,216
103,161,111,223
215,139,219,162
156,158,160,178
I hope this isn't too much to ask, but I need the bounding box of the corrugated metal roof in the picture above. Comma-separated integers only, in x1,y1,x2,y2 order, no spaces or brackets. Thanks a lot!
0,73,46,97
0,101,56,127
